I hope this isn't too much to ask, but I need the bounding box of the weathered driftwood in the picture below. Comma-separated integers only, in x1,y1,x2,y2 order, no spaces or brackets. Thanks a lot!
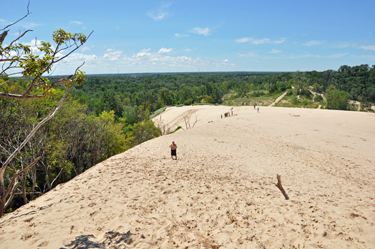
275,174,289,200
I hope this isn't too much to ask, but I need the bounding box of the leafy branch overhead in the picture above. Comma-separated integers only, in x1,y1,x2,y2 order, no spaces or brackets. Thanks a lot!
0,18,92,99
0,2,93,218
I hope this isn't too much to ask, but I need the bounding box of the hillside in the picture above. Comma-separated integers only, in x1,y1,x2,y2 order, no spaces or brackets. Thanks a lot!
0,106,374,248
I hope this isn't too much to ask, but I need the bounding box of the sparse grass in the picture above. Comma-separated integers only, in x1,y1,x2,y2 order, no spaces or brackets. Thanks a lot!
150,106,170,119
223,91,284,106
275,95,323,108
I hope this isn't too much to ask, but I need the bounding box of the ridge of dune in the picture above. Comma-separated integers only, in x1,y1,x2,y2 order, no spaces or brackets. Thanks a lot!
0,106,374,248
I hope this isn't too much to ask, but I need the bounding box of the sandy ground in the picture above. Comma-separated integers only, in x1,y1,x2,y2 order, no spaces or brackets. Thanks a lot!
1,106,375,248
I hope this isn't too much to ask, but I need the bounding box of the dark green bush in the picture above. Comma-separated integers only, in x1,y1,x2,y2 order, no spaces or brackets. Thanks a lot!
314,95,323,102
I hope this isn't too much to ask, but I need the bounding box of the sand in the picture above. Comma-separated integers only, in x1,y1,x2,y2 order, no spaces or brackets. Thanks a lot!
0,106,374,248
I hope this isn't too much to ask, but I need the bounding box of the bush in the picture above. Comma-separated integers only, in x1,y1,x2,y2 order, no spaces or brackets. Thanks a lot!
360,101,372,111
301,100,309,106
249,91,265,97
312,83,323,93
314,95,323,102
150,106,170,119
300,89,312,98
168,126,182,134
291,96,299,105
184,98,193,105
286,89,293,96
326,89,350,110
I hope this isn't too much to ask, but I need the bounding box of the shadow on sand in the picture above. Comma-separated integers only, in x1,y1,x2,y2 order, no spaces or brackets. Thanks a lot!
60,231,133,249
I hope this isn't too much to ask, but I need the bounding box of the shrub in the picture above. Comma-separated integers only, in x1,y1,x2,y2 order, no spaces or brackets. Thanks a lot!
291,96,299,105
286,89,293,96
326,89,350,110
249,91,265,97
314,95,323,102
150,106,170,119
168,126,182,134
300,89,312,98
301,100,309,106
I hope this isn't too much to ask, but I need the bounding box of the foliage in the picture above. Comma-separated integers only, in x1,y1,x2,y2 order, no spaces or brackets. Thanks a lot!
248,91,265,97
130,120,161,146
314,95,323,102
201,95,215,104
0,4,92,217
325,86,350,110
150,106,170,119
312,83,323,93
168,126,182,134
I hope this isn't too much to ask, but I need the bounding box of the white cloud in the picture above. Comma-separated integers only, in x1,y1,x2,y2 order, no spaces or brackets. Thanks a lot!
251,38,270,45
70,21,83,25
275,38,285,44
148,3,172,21
0,19,6,23
191,27,211,36
81,47,91,52
269,49,282,54
235,37,251,43
175,33,190,38
49,47,241,75
135,48,151,58
235,37,284,45
331,42,356,48
324,53,348,59
359,45,375,51
148,12,167,20
351,55,375,60
185,49,192,52
285,52,348,59
158,47,173,54
103,49,123,61
20,22,42,29
238,52,257,57
60,53,98,64
302,40,325,46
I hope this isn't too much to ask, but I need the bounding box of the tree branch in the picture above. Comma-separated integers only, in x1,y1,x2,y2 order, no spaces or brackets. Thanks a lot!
0,0,31,32
3,156,41,209
275,174,289,200
9,30,33,46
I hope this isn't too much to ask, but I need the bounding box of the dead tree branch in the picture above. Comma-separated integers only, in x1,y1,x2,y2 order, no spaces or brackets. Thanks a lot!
275,174,289,200
1,156,41,216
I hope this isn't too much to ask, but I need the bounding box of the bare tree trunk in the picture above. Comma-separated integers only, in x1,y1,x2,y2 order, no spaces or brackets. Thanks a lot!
22,174,28,205
0,156,40,217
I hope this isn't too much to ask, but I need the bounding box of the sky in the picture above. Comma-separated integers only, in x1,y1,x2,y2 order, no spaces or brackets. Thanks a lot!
1,0,375,75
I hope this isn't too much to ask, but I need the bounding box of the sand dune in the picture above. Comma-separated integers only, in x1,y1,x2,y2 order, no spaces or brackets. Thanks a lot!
1,106,374,248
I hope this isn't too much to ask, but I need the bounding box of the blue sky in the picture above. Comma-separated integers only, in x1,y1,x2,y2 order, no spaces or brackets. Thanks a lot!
2,0,375,75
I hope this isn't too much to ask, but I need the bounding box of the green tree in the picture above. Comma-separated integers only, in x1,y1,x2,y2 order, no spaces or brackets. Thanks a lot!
159,88,172,105
325,86,350,110
0,4,91,217
130,120,161,146
312,83,323,93
201,95,215,104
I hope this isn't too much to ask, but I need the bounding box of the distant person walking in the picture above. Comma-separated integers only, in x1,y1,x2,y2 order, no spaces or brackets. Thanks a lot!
254,104,256,110
257,107,260,113
169,141,178,160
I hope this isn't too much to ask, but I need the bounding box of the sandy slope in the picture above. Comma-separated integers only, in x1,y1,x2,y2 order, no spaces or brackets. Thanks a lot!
0,106,374,249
